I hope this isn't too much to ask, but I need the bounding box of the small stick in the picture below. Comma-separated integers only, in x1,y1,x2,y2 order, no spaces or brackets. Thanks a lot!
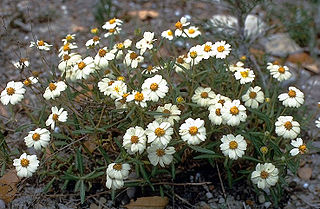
216,162,231,209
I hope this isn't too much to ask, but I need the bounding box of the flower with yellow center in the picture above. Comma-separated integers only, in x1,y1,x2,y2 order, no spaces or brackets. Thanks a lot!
251,163,279,189
192,86,216,107
107,162,130,180
123,126,146,154
242,86,264,109
220,134,247,160
74,57,95,80
43,81,67,100
161,29,174,40
267,63,291,82
94,47,115,69
278,86,304,108
102,18,123,30
146,120,173,146
183,26,201,38
179,118,206,145
24,128,50,150
290,138,307,156
275,116,300,139
13,153,39,178
202,42,214,59
221,100,247,126
147,143,175,167
208,103,224,125
126,90,148,107
124,50,144,68
174,17,190,37
1,81,26,105
30,40,52,50
234,68,255,84
154,103,181,126
91,28,99,34
213,41,231,59
142,75,168,102
46,106,68,130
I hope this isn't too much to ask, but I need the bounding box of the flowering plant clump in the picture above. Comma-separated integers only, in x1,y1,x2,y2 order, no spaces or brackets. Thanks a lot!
1,16,317,206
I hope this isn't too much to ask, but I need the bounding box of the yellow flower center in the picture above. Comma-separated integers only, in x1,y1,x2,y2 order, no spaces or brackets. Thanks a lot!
20,58,28,63
229,141,238,149
177,57,184,64
175,21,183,29
117,76,125,81
78,61,86,70
109,18,116,24
284,121,293,130
288,90,296,98
150,83,158,91
20,158,30,167
130,136,139,144
91,28,99,34
188,28,195,34
130,52,138,60
38,40,45,46
32,133,40,141
147,65,153,72
240,55,246,61
200,92,208,98
114,86,120,93
230,106,239,115
120,93,129,104
24,79,31,86
156,149,165,157
218,99,225,105
204,45,212,52
215,108,221,116
273,60,280,65
260,146,268,154
6,87,15,95
93,36,100,42
99,49,107,57
52,113,59,121
217,45,225,52
177,96,184,103
189,126,198,136
109,28,116,33
63,54,70,61
113,163,122,171
249,92,257,99
240,70,249,78
134,92,144,101
167,30,173,36
278,67,285,74
155,128,165,137
260,171,269,179
63,43,70,51
49,83,57,91
108,81,114,86
117,43,124,49
66,35,73,41
299,144,307,153
190,51,197,58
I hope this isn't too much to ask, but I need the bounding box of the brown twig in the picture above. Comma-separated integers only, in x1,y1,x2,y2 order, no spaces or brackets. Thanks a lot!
216,162,231,209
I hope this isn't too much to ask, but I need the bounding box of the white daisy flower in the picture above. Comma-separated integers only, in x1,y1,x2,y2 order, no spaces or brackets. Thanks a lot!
102,18,123,30
115,93,130,109
275,116,300,139
251,163,279,189
106,175,124,190
192,87,216,107
123,126,146,154
220,134,247,160
210,94,232,106
43,81,67,100
161,29,174,40
107,163,130,180
58,53,82,72
278,86,304,108
242,86,265,109
146,121,173,146
208,103,224,125
201,42,215,59
136,32,156,55
147,143,175,167
98,78,113,95
221,100,247,126
94,47,115,69
58,42,78,57
185,45,203,65
290,138,307,156
104,27,122,38
154,103,181,126
13,153,39,178
124,51,144,68
24,128,50,150
316,117,320,128
74,57,95,80
13,58,29,69
85,36,100,48
212,41,231,59
62,34,76,44
111,39,132,59
234,68,255,84
267,63,291,82
126,91,148,107
179,118,206,145
23,77,38,87
228,61,244,72
174,55,190,73
141,75,168,102
183,26,201,38
174,17,190,37
1,81,26,105
46,106,68,130
108,81,127,100
142,65,161,74
30,40,52,51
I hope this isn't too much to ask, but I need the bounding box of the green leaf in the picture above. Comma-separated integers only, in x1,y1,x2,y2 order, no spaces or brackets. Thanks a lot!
193,154,224,159
43,177,55,193
76,148,84,176
80,180,85,204
242,155,263,163
98,146,111,164
189,145,215,154
140,164,154,191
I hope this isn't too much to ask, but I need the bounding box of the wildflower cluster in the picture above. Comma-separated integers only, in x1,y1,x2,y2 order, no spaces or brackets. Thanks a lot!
1,16,317,205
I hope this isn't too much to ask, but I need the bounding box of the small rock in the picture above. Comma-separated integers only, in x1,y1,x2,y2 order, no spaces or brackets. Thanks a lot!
218,197,225,204
303,183,309,189
258,194,265,203
0,200,5,209
89,203,100,209
264,202,272,208
298,167,312,180
206,192,213,199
